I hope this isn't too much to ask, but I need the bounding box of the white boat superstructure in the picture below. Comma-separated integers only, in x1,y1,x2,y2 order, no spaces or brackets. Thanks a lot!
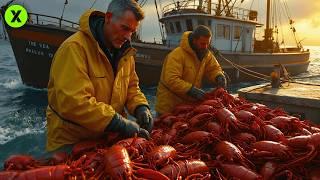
159,0,260,53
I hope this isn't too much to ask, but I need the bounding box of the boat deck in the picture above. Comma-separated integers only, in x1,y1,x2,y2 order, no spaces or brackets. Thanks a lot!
238,82,320,123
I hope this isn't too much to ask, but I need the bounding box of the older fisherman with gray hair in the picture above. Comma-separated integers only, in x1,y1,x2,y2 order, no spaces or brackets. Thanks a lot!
46,0,153,152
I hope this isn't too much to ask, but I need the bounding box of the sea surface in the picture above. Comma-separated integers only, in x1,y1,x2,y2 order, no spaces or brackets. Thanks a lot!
0,40,319,167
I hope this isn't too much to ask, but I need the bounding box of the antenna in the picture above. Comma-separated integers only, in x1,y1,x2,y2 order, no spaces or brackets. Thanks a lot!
154,0,165,41
59,0,68,27
90,0,98,9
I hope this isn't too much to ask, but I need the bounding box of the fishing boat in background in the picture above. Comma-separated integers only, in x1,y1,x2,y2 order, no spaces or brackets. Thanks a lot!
0,15,8,40
0,0,310,88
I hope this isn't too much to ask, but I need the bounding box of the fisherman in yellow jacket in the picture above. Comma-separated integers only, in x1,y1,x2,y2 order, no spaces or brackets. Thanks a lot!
46,0,153,152
155,25,227,115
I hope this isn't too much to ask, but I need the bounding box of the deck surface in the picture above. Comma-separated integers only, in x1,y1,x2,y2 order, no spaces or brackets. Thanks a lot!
238,82,320,122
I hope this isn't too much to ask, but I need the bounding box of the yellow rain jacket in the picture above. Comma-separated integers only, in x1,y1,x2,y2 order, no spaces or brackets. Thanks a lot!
46,10,148,151
155,32,223,114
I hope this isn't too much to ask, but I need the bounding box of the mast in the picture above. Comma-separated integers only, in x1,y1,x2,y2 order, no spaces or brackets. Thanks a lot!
199,0,203,9
216,0,222,16
207,0,211,14
265,0,272,41
264,0,273,50
154,0,165,42
59,0,68,27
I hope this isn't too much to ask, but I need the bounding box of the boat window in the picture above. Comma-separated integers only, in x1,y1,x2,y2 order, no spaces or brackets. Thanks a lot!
234,26,242,40
175,21,182,33
164,23,170,34
225,25,230,40
186,19,193,31
217,24,230,40
169,22,175,33
198,19,205,26
208,20,212,27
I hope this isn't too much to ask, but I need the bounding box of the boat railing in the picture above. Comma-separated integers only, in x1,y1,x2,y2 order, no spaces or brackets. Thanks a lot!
162,39,181,48
28,13,79,29
162,0,257,22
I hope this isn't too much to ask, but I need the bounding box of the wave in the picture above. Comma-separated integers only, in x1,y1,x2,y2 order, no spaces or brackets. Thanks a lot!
0,79,23,89
0,126,45,145
0,78,48,92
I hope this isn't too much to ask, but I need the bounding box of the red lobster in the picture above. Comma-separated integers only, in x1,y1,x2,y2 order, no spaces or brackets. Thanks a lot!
104,145,169,180
71,139,106,159
277,133,320,171
251,141,293,160
104,145,133,179
160,159,210,179
188,113,213,129
215,141,253,168
219,163,262,180
147,145,177,169
116,137,155,159
159,121,189,145
0,165,84,179
4,155,39,171
180,131,216,145
232,132,256,150
216,108,248,133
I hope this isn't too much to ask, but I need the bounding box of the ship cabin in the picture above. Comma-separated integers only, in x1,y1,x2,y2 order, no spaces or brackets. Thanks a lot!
159,0,261,53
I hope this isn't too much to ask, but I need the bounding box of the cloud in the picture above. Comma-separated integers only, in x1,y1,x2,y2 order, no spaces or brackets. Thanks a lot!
311,15,320,28
284,0,320,20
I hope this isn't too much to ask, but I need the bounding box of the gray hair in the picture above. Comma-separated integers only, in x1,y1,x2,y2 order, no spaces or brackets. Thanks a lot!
192,25,212,39
107,0,145,21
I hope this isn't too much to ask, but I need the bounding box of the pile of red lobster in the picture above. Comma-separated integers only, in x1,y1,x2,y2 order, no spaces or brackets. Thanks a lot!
1,88,320,179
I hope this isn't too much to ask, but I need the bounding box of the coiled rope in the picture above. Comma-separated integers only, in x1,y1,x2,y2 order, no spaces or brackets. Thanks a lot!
210,48,271,81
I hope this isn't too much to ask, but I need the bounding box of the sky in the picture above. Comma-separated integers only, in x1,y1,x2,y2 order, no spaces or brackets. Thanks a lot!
0,0,319,46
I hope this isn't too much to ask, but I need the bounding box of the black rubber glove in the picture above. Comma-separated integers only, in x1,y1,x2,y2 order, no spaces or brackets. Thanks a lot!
215,74,227,89
135,105,154,132
105,113,150,139
187,86,205,100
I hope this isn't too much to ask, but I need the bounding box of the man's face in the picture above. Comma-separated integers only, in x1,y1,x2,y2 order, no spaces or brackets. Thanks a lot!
192,36,211,54
104,10,140,49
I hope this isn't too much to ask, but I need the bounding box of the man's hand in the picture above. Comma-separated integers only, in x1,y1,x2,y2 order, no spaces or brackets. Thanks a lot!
105,113,150,139
187,86,205,100
215,75,227,89
135,106,154,132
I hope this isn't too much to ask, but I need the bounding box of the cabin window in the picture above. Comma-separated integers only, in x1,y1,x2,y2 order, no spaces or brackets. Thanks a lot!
186,19,193,31
198,19,205,26
164,23,170,34
175,21,182,33
208,20,212,27
216,24,230,40
169,22,175,33
234,26,242,40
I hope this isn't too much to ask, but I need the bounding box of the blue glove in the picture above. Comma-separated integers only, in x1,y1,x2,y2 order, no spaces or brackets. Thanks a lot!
105,113,150,139
135,106,154,132
187,86,205,100
215,75,227,89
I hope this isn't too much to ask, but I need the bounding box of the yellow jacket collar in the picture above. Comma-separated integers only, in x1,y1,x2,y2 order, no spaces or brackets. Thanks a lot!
79,9,105,42
180,31,195,55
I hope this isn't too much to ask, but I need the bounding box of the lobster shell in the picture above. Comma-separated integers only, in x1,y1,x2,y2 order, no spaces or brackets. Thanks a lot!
104,145,133,179
160,160,209,178
180,131,211,144
148,145,176,168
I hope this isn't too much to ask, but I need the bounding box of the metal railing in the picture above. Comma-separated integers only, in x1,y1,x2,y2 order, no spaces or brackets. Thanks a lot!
162,0,257,22
28,13,79,29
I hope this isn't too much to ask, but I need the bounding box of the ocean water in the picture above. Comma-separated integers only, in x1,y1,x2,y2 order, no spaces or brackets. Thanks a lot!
0,40,319,167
